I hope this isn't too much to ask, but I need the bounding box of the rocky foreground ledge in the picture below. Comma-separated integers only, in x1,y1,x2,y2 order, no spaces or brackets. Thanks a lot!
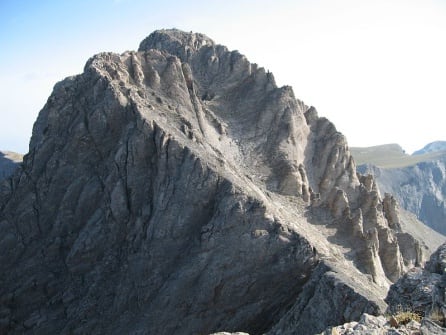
318,242,446,334
215,243,446,334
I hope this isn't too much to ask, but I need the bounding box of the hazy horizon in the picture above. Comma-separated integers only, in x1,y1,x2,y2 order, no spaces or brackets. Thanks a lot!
1,0,445,154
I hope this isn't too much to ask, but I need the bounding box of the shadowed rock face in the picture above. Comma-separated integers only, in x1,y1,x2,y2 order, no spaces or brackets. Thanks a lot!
0,29,435,335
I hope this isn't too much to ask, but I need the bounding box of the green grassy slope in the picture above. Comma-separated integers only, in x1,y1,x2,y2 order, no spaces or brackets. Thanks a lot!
350,144,446,168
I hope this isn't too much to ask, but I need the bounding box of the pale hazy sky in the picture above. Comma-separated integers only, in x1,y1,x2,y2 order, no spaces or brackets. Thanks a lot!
1,0,445,154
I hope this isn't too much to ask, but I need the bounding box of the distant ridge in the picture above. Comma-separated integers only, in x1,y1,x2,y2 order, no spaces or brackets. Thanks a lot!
351,143,446,168
352,142,446,235
412,140,446,156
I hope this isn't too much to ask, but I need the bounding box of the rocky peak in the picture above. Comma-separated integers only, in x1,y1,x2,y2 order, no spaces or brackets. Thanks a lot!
139,28,216,57
0,29,437,335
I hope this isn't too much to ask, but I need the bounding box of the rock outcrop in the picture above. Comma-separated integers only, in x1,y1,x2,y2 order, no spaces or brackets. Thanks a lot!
318,312,445,335
358,156,446,235
319,242,446,335
0,29,437,335
386,242,446,328
0,150,22,180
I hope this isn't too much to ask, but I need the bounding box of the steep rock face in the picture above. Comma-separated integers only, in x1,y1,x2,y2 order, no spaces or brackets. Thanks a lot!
139,30,312,198
0,150,22,180
0,67,317,333
0,29,431,334
358,157,446,235
137,32,427,288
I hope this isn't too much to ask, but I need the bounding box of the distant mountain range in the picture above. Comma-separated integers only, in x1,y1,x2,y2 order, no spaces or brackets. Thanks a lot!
352,141,446,235
351,143,446,168
413,141,446,156
0,150,22,180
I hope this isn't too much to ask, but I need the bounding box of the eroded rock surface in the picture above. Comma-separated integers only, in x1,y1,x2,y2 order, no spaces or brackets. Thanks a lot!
0,29,435,335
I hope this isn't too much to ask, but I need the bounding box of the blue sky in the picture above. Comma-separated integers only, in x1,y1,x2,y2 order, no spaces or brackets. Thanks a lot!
1,0,445,154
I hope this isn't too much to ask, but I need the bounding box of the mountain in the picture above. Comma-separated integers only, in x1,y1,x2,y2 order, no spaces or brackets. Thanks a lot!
0,29,442,335
353,144,446,235
413,141,446,156
319,242,446,334
0,150,23,180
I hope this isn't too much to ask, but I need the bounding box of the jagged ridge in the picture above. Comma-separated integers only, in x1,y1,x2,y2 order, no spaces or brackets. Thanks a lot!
0,29,435,334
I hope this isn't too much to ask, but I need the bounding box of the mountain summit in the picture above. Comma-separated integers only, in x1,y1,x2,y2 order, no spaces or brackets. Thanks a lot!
0,29,440,335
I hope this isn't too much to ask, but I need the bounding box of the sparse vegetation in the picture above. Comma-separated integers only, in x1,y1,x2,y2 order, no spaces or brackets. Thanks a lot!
390,311,422,326
387,304,422,328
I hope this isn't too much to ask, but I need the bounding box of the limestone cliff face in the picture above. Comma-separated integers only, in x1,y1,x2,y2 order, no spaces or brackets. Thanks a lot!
0,29,433,335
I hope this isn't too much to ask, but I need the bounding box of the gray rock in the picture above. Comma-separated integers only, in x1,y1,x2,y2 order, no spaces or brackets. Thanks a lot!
317,243,446,335
386,242,446,330
426,241,446,274
357,157,446,235
420,318,446,334
268,262,387,335
318,313,425,335
0,29,433,335
317,313,397,335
